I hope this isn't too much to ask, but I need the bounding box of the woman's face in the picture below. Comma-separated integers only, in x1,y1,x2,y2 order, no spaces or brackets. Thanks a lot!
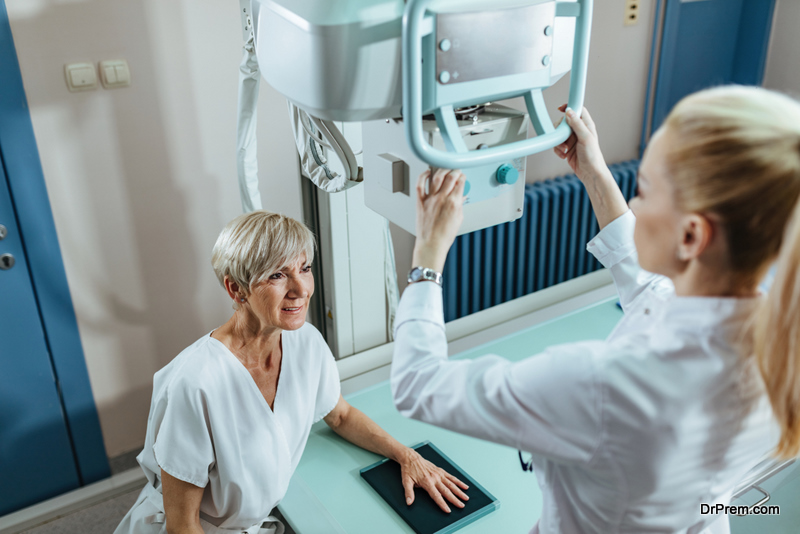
629,128,686,277
247,255,314,331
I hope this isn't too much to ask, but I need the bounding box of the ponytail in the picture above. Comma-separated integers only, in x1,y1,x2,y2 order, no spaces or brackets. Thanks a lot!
755,196,800,458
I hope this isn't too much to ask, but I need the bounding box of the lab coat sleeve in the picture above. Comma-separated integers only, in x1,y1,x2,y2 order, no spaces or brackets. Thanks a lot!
391,282,603,464
152,378,216,488
586,210,672,311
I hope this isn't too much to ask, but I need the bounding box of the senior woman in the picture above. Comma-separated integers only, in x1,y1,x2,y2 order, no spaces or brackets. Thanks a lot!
115,210,468,534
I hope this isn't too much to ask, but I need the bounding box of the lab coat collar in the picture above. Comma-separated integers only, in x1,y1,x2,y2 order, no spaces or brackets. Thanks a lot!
660,293,762,332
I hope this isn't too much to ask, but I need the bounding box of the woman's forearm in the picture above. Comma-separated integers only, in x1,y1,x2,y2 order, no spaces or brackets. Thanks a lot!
330,405,412,463
555,107,629,230
329,396,469,513
161,470,205,534
584,167,630,230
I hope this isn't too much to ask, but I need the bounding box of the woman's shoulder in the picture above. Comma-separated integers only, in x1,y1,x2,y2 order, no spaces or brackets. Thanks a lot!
285,322,338,375
153,334,234,395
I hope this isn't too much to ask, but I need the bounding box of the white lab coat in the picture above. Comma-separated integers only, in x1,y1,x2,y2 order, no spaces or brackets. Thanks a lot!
115,323,340,534
391,210,778,534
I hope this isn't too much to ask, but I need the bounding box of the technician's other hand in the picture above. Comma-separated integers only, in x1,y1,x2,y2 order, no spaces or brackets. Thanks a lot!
399,448,469,513
553,105,608,184
413,168,465,273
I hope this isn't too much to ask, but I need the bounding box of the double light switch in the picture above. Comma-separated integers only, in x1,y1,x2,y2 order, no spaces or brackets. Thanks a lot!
64,59,130,92
99,60,130,88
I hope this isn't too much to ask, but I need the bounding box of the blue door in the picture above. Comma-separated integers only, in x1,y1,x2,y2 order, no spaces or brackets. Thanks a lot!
0,150,82,515
643,0,776,143
0,0,109,514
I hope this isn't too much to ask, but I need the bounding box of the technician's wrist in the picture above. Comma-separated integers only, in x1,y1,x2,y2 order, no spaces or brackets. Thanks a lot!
579,162,612,185
582,167,615,195
411,244,446,274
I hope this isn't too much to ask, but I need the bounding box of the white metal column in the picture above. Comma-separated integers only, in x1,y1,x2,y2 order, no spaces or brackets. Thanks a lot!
316,122,392,358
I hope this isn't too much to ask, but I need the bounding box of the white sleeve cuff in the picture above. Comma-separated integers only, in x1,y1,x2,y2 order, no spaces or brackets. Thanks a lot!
586,210,637,269
394,281,445,335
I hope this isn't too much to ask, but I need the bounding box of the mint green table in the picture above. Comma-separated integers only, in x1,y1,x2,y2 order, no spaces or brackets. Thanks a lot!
279,298,624,533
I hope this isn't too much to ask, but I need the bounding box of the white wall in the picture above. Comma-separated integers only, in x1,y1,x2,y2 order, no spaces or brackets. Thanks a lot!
7,0,303,457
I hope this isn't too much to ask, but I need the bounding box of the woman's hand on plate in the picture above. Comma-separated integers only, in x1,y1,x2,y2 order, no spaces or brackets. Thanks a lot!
398,448,469,513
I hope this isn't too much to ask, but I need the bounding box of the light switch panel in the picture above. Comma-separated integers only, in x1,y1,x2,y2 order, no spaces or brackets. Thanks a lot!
99,59,131,89
64,63,97,92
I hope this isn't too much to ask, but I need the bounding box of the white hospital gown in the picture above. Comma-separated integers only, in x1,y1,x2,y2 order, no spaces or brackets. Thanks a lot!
115,323,340,533
391,210,779,534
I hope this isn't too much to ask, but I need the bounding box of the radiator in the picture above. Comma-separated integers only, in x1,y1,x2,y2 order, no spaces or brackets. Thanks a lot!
442,160,640,322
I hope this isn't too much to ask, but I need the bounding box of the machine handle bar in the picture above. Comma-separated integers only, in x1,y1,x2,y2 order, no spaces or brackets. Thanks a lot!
402,0,594,169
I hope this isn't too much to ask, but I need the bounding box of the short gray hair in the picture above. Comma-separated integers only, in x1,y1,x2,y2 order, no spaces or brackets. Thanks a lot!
211,210,315,294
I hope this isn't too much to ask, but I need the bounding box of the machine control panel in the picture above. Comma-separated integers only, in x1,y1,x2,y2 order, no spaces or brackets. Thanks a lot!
363,104,527,236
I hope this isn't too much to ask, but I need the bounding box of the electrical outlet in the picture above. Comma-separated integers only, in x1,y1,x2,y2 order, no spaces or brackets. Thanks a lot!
624,0,640,25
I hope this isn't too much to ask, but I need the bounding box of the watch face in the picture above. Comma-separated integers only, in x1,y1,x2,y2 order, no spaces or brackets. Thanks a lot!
408,266,441,285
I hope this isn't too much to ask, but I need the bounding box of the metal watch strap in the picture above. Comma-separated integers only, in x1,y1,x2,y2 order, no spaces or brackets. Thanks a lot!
407,266,443,286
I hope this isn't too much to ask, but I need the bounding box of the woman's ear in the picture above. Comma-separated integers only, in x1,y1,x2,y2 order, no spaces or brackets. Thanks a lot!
223,276,246,302
677,213,714,261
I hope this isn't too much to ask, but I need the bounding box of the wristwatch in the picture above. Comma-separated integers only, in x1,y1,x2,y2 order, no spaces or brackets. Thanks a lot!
407,266,443,286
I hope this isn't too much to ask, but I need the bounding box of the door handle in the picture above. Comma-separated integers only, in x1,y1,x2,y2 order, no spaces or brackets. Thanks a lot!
0,253,14,270
0,224,7,240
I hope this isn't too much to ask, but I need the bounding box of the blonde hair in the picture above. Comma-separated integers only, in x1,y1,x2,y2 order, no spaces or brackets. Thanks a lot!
211,210,315,296
664,86,800,457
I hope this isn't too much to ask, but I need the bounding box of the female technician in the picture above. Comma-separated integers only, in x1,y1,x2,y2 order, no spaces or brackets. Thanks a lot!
391,86,800,534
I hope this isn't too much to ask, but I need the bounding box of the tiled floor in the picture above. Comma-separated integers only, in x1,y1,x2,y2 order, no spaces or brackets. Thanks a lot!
108,450,141,476
16,488,297,534
19,487,141,534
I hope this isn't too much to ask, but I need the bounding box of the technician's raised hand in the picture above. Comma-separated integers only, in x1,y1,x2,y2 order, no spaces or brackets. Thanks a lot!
554,105,628,229
398,448,469,513
413,168,466,272
553,105,608,182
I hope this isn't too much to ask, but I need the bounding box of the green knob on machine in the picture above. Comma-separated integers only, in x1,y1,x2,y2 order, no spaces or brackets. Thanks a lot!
463,180,471,196
496,164,519,185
